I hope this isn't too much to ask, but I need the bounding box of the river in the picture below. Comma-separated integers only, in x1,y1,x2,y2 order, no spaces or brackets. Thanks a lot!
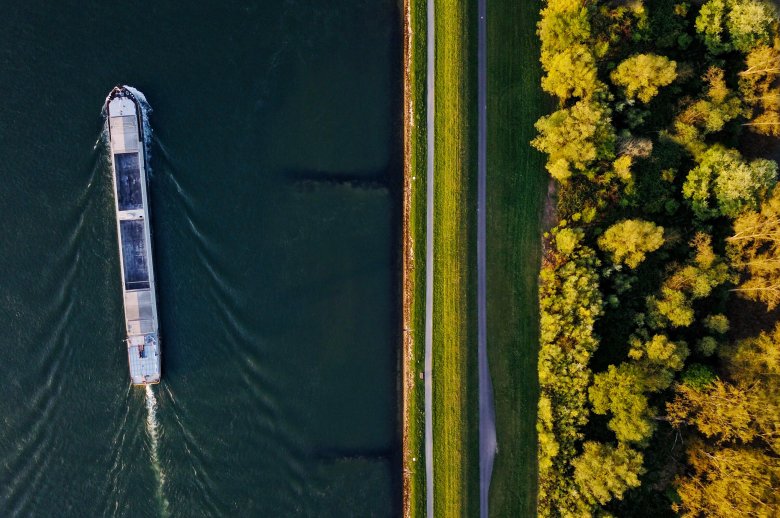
0,1,401,516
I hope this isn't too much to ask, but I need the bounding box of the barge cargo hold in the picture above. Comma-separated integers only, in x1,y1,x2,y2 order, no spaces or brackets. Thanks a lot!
105,86,161,385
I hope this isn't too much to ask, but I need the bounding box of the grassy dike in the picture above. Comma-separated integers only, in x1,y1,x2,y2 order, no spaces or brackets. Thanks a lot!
401,0,428,516
432,0,478,516
485,0,547,515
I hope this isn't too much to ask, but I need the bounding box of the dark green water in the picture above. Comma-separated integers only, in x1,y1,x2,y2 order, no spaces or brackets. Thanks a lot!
0,2,401,516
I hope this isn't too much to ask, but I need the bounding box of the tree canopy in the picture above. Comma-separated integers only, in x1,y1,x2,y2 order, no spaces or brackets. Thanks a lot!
728,187,780,308
610,54,677,103
532,100,616,180
598,219,664,268
682,145,777,219
573,442,645,506
533,0,780,514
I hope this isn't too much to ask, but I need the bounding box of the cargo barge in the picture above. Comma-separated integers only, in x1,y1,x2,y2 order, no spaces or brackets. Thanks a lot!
105,86,161,385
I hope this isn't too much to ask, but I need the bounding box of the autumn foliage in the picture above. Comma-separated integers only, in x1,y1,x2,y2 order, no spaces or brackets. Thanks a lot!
534,0,780,515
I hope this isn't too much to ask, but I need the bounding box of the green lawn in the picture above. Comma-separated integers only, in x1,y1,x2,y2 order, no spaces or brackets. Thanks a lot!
402,0,428,516
485,0,547,516
432,0,478,516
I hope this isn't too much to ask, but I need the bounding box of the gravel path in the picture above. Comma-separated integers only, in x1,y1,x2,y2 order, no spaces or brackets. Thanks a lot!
476,1,497,517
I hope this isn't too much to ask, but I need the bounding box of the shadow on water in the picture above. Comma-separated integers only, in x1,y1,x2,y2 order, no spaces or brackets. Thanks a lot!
283,168,391,191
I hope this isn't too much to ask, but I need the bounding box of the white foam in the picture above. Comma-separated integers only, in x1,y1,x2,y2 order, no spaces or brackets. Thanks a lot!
123,86,154,171
145,385,171,517
123,85,149,106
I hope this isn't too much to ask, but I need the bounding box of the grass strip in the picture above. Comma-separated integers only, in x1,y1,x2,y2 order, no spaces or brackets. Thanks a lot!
484,0,548,515
432,0,478,516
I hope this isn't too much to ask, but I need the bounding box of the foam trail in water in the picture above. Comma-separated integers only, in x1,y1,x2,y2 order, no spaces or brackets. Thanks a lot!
145,385,171,517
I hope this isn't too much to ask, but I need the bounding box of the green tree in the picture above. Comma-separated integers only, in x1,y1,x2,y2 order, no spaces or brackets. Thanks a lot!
696,0,776,54
629,334,689,372
703,314,730,334
598,219,665,268
573,442,645,506
590,363,656,443
696,0,729,54
727,0,776,52
681,363,718,390
648,233,732,328
532,100,616,180
696,336,719,356
537,239,603,516
610,53,678,103
717,155,777,217
541,44,599,101
538,0,591,56
683,145,777,219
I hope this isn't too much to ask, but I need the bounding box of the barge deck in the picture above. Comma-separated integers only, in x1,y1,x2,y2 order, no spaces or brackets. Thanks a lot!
105,86,161,385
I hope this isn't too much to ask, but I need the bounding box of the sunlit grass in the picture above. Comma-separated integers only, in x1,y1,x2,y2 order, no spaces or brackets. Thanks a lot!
432,0,476,516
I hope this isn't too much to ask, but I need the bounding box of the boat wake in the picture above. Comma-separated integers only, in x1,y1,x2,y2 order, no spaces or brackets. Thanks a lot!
145,385,171,517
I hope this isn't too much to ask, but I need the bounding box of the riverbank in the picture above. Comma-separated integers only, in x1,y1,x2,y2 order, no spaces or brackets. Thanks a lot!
403,1,545,515
401,0,428,516
485,0,547,515
402,0,478,516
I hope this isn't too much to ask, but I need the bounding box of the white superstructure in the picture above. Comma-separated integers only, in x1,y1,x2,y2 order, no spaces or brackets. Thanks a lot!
105,86,161,385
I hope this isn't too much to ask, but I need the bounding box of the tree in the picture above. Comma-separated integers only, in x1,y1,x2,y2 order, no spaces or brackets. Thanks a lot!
648,233,732,328
541,44,599,101
717,156,777,217
647,286,696,328
598,219,664,268
610,53,677,103
745,109,780,136
696,0,729,54
696,336,719,356
696,0,776,54
722,324,780,454
703,314,730,334
628,334,689,372
683,145,777,219
538,0,591,56
668,381,758,444
673,441,780,517
740,45,780,135
537,240,603,517
723,323,780,385
573,442,645,506
532,99,616,180
590,363,656,443
670,323,780,516
727,0,776,52
728,187,780,309
554,226,584,256
681,363,718,390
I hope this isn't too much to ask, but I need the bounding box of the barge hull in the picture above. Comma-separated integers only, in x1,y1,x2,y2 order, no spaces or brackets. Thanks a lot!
106,86,161,385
